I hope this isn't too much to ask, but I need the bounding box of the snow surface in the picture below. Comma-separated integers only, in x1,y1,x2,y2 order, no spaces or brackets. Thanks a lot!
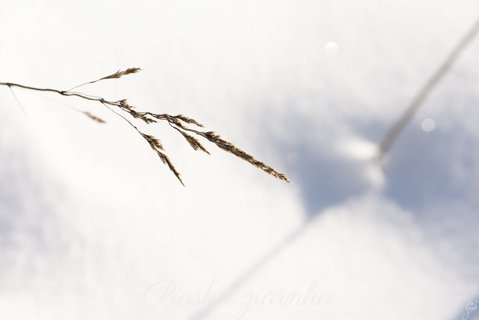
1,0,479,319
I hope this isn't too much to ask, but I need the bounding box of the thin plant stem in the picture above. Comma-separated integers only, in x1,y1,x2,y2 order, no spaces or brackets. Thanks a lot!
0,69,289,184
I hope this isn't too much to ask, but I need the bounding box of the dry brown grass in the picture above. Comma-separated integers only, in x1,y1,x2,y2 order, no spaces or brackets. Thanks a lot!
0,68,289,185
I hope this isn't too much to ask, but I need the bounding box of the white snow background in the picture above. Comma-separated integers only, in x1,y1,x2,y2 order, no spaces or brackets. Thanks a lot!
1,0,479,319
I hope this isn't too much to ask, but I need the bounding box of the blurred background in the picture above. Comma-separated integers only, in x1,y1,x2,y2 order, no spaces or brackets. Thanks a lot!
1,0,479,319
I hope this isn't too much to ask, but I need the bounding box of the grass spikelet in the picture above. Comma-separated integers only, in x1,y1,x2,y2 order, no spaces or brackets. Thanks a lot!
142,133,164,151
82,111,106,124
155,150,184,186
178,130,210,154
199,131,290,182
175,114,204,127
142,132,184,185
68,68,142,91
101,67,142,80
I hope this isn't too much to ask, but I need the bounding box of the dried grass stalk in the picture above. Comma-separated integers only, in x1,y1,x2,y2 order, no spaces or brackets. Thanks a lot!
0,68,289,185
